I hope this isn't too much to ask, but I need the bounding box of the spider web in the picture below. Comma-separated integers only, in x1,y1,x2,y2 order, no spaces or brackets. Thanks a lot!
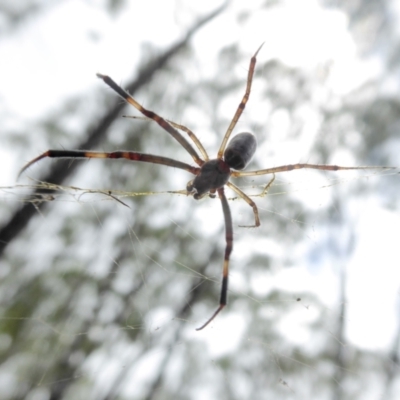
1,166,399,399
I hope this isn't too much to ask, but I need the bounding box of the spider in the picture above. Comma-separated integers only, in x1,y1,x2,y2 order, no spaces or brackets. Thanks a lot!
18,44,389,330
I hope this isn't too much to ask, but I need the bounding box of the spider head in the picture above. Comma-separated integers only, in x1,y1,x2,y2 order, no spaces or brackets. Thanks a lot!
187,159,231,200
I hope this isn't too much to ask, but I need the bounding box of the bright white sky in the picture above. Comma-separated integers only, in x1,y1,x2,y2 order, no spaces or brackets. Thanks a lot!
1,0,399,378
0,0,384,185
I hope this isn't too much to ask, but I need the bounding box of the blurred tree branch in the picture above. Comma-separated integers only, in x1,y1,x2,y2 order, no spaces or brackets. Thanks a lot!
0,1,228,257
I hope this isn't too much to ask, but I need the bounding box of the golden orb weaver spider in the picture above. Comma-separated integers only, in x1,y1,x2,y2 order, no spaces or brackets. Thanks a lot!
18,44,391,330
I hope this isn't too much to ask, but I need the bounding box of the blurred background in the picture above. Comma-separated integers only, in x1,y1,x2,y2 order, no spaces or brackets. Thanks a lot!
1,1,400,399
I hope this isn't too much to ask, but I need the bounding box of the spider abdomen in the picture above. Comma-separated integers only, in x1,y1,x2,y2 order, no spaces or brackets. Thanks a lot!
224,132,257,170
187,159,231,199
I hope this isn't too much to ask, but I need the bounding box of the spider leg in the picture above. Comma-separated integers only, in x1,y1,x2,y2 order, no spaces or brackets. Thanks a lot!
231,163,395,178
18,150,200,179
226,182,260,227
217,43,264,159
196,187,232,330
225,175,275,227
123,115,210,161
254,173,276,197
97,73,204,166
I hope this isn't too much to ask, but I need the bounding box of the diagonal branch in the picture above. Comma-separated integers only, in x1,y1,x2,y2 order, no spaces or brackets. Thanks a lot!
0,2,228,258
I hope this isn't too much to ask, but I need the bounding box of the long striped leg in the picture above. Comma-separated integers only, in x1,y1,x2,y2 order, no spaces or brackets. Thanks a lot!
123,115,209,161
217,43,264,158
18,150,200,179
196,186,233,330
97,73,204,166
231,163,395,178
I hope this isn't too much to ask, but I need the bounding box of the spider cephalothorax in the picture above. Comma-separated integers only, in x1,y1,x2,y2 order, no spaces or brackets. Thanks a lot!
19,44,389,330
187,132,257,199
187,159,231,199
